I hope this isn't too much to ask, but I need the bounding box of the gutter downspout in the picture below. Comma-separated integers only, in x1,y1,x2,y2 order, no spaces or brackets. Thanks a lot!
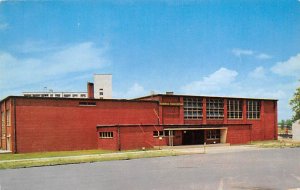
117,126,121,151
13,98,17,153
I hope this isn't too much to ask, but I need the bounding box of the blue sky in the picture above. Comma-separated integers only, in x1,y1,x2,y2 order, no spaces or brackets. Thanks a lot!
0,0,300,120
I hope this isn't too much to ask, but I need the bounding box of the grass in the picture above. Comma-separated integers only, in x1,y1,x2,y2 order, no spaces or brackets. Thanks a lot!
0,149,182,170
0,149,113,161
250,139,300,148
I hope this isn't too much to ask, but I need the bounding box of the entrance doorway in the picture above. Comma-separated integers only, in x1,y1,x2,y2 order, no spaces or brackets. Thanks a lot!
182,130,205,145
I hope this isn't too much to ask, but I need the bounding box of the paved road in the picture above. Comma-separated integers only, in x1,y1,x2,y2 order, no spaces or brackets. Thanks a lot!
0,148,300,190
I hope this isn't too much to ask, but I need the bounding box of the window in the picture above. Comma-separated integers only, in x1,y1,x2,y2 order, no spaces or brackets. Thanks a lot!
72,94,78,98
227,99,243,119
206,98,224,119
247,100,260,119
80,94,86,98
55,94,61,97
99,88,103,91
99,132,113,138
1,111,5,134
153,131,169,137
206,130,220,139
6,110,10,126
79,102,96,106
184,97,203,119
99,92,103,95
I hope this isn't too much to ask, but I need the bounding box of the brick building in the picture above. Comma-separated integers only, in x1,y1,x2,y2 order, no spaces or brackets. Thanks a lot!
0,93,277,153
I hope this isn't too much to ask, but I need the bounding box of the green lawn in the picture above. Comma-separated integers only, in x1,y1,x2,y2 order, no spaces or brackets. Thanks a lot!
250,139,300,148
0,149,181,170
0,149,113,161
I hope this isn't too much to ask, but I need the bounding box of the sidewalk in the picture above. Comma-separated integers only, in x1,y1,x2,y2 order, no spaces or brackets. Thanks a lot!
0,150,11,154
0,145,262,164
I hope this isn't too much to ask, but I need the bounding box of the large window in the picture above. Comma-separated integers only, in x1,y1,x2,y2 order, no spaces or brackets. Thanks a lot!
227,99,243,119
184,97,203,119
99,132,113,138
1,111,5,134
247,100,260,119
206,130,220,139
1,112,4,127
206,98,224,119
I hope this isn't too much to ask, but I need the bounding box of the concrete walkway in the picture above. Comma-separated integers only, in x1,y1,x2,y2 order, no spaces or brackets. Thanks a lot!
162,144,264,154
0,150,11,154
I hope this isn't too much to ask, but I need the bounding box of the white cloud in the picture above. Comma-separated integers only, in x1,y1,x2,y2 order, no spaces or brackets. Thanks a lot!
114,83,147,99
248,66,266,79
0,42,109,98
271,53,300,77
0,22,8,30
232,48,254,57
256,53,272,60
232,48,272,60
181,68,238,95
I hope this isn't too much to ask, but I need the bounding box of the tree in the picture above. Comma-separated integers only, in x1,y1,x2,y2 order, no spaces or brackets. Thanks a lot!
280,119,285,131
290,86,300,122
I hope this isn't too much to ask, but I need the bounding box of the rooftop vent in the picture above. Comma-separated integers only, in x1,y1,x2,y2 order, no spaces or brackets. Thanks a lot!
166,92,174,95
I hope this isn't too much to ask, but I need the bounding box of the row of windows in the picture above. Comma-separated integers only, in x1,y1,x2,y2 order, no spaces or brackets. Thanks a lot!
183,98,261,120
24,93,87,98
98,130,221,140
98,131,173,139
153,131,171,137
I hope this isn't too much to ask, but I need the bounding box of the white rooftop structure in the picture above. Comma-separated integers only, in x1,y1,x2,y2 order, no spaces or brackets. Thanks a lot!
23,92,88,99
22,74,112,99
93,74,112,99
292,119,300,141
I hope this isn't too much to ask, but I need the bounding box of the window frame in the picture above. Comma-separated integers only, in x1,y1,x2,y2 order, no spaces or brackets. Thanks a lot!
206,130,220,140
6,110,10,127
99,132,114,139
206,98,224,119
184,97,203,120
246,100,261,119
227,99,243,119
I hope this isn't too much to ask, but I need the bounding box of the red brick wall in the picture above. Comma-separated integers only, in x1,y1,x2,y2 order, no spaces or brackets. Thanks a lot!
226,125,252,144
14,98,159,153
97,126,168,150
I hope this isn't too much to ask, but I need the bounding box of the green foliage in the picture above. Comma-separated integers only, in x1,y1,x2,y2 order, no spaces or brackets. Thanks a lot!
279,120,285,130
290,86,300,122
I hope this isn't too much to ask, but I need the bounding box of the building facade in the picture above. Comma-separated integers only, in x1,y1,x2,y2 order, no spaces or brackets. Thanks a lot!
0,93,277,153
22,74,112,100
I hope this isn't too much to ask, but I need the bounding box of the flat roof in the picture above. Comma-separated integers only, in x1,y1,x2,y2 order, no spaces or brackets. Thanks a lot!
134,93,278,101
0,96,159,104
96,123,252,128
22,92,87,93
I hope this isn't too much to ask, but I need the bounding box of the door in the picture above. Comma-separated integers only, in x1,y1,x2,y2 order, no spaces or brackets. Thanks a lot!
182,130,205,145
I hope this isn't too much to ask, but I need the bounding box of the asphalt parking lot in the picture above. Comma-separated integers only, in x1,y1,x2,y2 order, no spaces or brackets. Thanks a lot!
0,148,300,190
